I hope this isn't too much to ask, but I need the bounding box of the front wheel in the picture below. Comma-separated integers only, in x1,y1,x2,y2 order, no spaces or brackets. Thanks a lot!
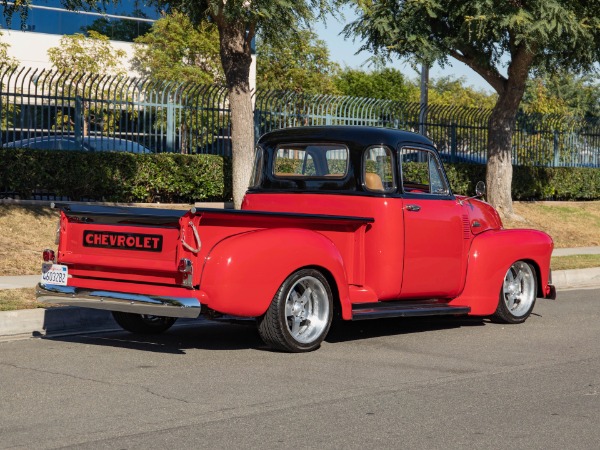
490,261,537,324
112,311,177,334
258,269,333,352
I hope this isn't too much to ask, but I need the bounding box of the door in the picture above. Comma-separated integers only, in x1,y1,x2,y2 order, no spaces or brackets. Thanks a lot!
399,147,467,298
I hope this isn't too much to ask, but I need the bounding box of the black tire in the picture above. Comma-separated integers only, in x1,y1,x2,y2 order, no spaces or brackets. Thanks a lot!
112,311,177,334
258,269,333,352
490,261,537,324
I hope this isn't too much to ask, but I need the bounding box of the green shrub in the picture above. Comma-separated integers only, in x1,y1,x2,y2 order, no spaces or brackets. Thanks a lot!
512,166,600,200
0,149,232,203
445,163,600,200
1,148,598,202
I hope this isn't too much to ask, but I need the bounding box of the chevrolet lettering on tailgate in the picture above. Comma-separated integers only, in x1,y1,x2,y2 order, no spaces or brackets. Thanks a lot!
83,231,163,252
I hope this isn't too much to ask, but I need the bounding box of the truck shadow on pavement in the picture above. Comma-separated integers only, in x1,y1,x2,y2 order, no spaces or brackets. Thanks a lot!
325,315,486,344
41,315,486,354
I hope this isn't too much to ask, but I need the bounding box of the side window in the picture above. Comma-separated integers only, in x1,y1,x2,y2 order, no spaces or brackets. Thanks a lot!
249,146,264,188
400,148,449,195
363,146,395,193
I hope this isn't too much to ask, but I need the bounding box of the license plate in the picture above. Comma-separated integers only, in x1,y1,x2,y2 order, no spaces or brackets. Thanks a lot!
41,263,69,286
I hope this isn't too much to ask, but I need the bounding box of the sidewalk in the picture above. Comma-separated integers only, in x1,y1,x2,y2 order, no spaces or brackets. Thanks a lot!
0,275,39,290
552,247,600,257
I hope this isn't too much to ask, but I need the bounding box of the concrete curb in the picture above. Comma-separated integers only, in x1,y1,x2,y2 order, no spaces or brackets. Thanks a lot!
1,268,599,340
552,267,600,290
0,307,118,340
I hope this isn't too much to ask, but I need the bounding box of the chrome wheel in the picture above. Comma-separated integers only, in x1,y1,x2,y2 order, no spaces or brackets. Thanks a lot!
502,262,536,317
491,261,537,324
258,269,334,352
284,276,330,344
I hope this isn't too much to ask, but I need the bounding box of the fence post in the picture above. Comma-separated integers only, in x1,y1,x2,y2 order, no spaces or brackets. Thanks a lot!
450,124,457,163
254,109,260,143
74,95,82,150
553,130,560,167
167,101,175,152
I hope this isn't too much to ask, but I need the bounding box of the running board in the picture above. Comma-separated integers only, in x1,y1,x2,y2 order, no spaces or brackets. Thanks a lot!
351,301,471,321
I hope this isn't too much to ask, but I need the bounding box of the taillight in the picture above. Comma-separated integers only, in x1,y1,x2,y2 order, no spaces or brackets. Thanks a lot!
178,258,192,273
178,258,193,288
43,249,56,263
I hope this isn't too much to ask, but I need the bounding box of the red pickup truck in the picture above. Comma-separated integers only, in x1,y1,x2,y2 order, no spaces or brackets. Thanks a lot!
37,126,556,352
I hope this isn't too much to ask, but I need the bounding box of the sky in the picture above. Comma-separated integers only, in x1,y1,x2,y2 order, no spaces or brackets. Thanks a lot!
313,7,495,93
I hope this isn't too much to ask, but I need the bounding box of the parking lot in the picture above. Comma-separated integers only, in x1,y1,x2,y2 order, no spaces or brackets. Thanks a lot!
1,288,599,449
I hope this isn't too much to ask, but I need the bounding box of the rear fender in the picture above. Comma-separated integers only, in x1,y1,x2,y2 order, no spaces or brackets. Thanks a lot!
199,228,350,317
450,229,553,315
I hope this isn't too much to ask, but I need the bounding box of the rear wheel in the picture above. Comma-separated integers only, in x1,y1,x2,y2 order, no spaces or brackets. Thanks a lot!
258,269,333,352
112,311,177,334
491,261,537,324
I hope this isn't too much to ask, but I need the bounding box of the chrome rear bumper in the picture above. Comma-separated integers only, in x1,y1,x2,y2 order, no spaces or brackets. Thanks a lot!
36,283,201,319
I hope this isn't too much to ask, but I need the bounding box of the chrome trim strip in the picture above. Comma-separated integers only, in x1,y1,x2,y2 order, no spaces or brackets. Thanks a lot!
36,283,201,319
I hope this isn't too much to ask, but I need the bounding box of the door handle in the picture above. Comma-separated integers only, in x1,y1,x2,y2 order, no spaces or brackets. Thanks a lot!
406,204,421,212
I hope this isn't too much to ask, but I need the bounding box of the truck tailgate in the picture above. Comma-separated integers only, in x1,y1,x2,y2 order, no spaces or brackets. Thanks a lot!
57,204,188,287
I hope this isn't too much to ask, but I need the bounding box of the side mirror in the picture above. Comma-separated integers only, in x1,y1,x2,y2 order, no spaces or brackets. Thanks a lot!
475,181,486,197
458,181,486,206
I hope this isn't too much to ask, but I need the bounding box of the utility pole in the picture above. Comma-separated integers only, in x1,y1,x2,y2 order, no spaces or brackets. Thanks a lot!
419,63,429,136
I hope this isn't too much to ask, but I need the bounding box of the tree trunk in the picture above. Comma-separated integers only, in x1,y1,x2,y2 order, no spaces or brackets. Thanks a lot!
486,98,516,218
486,47,533,219
217,21,254,209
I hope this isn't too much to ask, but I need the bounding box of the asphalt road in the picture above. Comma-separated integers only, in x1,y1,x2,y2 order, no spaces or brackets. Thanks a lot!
1,289,599,449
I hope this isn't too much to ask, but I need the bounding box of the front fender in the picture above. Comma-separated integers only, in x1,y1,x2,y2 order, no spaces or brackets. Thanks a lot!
450,229,553,315
199,228,350,317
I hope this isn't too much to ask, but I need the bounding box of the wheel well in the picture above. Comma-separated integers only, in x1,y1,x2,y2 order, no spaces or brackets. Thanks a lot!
302,265,342,320
524,259,544,298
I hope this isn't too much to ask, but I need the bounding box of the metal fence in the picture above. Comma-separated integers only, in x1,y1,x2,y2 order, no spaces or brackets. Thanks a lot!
1,65,599,167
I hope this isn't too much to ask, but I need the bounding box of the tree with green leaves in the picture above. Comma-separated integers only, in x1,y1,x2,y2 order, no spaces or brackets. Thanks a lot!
347,0,600,218
518,72,600,167
0,30,20,132
257,28,339,94
132,11,223,153
47,31,127,136
428,76,496,109
48,30,126,75
334,67,417,101
0,32,16,67
523,72,600,118
132,11,222,85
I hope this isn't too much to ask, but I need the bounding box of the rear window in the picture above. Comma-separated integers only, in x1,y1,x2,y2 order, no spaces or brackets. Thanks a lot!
273,144,349,178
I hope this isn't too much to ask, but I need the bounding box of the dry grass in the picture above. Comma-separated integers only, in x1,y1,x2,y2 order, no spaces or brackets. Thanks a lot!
0,205,60,276
505,201,600,248
0,288,41,311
